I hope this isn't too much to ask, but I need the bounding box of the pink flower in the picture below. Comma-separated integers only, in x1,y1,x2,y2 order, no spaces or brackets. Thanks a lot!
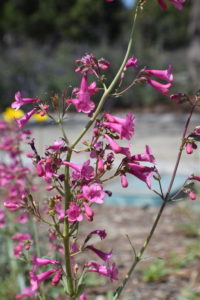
127,163,154,189
189,176,200,182
12,91,40,110
86,262,118,280
16,108,37,128
83,202,94,221
16,287,36,299
144,65,173,82
82,183,105,204
66,75,96,114
125,57,138,69
51,269,62,286
84,230,107,245
63,160,94,182
104,113,135,140
120,173,128,188
79,293,87,300
147,79,172,95
104,134,131,157
86,245,112,262
32,257,60,266
46,140,66,152
158,0,186,10
131,145,156,163
189,191,196,200
67,202,83,222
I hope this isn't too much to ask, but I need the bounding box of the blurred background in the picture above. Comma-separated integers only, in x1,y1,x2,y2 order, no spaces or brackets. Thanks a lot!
0,0,199,111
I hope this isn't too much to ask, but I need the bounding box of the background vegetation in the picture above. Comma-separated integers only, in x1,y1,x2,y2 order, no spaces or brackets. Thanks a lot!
0,0,198,111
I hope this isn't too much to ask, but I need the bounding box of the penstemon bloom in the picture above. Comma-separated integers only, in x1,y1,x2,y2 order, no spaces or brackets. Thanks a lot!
66,75,96,114
158,0,186,10
12,91,40,110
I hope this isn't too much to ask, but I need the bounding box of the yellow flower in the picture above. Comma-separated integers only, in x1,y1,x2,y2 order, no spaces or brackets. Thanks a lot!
33,113,47,122
3,107,24,122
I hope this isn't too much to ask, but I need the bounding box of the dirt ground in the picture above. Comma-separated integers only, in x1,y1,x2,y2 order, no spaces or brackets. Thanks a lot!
78,202,200,300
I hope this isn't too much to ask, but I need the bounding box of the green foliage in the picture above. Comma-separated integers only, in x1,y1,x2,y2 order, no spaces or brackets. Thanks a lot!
177,288,200,300
0,0,126,43
141,259,169,282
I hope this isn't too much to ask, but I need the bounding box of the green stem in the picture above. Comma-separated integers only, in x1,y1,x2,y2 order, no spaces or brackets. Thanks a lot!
63,148,74,297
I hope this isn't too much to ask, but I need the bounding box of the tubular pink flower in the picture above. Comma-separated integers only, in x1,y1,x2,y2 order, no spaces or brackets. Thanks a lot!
186,143,193,154
32,257,60,266
104,134,131,157
16,108,37,128
67,202,83,222
51,269,62,286
127,163,154,189
66,75,95,114
144,65,173,82
189,191,196,200
82,183,105,204
83,202,94,221
79,293,87,300
97,156,104,172
189,176,200,182
12,91,40,110
131,145,155,163
12,233,31,241
86,262,118,281
147,79,172,95
36,269,57,282
63,160,94,182
84,230,107,245
16,287,36,299
46,140,65,152
120,173,128,188
158,0,186,10
104,113,135,140
86,245,112,262
125,57,138,68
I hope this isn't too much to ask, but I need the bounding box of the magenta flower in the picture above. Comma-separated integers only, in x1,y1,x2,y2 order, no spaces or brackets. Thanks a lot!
82,183,105,204
189,191,196,200
120,173,128,188
32,257,60,267
144,65,173,82
127,163,154,189
104,113,135,140
158,0,186,10
51,269,62,286
79,293,87,300
86,262,118,281
189,176,200,182
83,202,94,221
12,91,40,110
104,134,131,157
16,287,36,299
46,140,66,152
147,79,172,95
131,145,155,163
86,245,112,262
67,202,83,222
16,107,37,128
63,160,94,182
66,75,96,114
84,230,107,245
125,57,138,69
